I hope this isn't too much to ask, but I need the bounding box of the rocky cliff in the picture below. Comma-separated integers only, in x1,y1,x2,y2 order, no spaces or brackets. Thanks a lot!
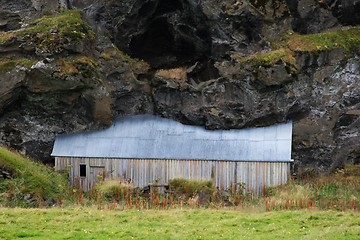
0,0,359,173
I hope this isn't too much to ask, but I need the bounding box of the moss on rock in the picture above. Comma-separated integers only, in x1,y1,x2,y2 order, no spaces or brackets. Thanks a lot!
234,48,297,75
100,46,148,65
56,56,99,79
284,26,360,53
0,10,95,53
0,59,38,73
234,25,360,76
100,46,150,74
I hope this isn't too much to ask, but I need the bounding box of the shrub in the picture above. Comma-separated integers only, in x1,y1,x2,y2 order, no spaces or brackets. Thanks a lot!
169,178,216,199
95,178,135,201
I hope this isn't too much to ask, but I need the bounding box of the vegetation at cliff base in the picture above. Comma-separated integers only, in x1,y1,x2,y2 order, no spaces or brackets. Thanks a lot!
0,147,69,207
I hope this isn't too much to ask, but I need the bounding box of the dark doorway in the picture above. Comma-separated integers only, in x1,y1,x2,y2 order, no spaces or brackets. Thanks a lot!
80,164,86,177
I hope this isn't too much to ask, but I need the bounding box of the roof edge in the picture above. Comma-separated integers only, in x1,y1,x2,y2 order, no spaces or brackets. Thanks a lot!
52,156,294,162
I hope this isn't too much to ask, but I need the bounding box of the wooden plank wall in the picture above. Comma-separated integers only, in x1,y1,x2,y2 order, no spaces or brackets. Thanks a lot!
55,157,290,195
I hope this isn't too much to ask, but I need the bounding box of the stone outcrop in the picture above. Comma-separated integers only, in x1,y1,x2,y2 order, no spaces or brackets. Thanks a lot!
0,10,149,162
0,0,359,172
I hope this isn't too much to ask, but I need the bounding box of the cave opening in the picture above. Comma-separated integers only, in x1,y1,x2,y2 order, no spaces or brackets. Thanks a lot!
129,18,174,62
154,0,183,15
127,0,212,69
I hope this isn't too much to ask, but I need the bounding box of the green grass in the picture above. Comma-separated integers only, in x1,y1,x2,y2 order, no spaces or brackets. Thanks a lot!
0,10,95,44
0,148,359,239
0,207,359,239
285,27,360,52
0,146,69,206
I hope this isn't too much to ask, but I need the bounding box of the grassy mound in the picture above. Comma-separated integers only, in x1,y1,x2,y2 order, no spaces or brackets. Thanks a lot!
0,146,69,206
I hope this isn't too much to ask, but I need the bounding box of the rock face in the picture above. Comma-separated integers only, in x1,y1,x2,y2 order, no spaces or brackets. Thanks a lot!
326,0,360,26
0,9,149,162
86,0,213,68
0,0,359,172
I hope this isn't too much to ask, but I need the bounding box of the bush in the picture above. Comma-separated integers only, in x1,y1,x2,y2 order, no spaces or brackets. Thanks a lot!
169,178,216,199
95,178,135,201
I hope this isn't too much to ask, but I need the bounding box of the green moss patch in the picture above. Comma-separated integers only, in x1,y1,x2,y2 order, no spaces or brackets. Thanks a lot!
285,26,360,52
0,10,95,46
56,56,99,78
234,26,360,76
235,48,296,73
25,10,95,41
0,59,38,73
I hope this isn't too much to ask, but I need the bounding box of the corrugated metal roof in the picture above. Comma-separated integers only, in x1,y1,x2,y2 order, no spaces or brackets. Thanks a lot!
51,114,293,162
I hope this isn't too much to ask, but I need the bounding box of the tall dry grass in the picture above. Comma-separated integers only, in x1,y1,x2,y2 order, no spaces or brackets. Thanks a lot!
155,67,188,80
265,165,360,211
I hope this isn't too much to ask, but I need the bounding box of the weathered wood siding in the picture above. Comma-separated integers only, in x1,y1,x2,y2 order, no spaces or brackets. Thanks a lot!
55,157,290,195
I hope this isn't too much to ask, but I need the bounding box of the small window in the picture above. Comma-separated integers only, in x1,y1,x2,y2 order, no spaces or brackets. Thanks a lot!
80,164,86,177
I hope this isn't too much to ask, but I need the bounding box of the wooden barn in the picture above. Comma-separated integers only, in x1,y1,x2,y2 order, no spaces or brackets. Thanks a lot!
51,114,293,194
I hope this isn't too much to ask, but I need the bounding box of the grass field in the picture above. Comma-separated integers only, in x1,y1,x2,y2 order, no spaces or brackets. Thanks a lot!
0,207,359,239
1,147,360,239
